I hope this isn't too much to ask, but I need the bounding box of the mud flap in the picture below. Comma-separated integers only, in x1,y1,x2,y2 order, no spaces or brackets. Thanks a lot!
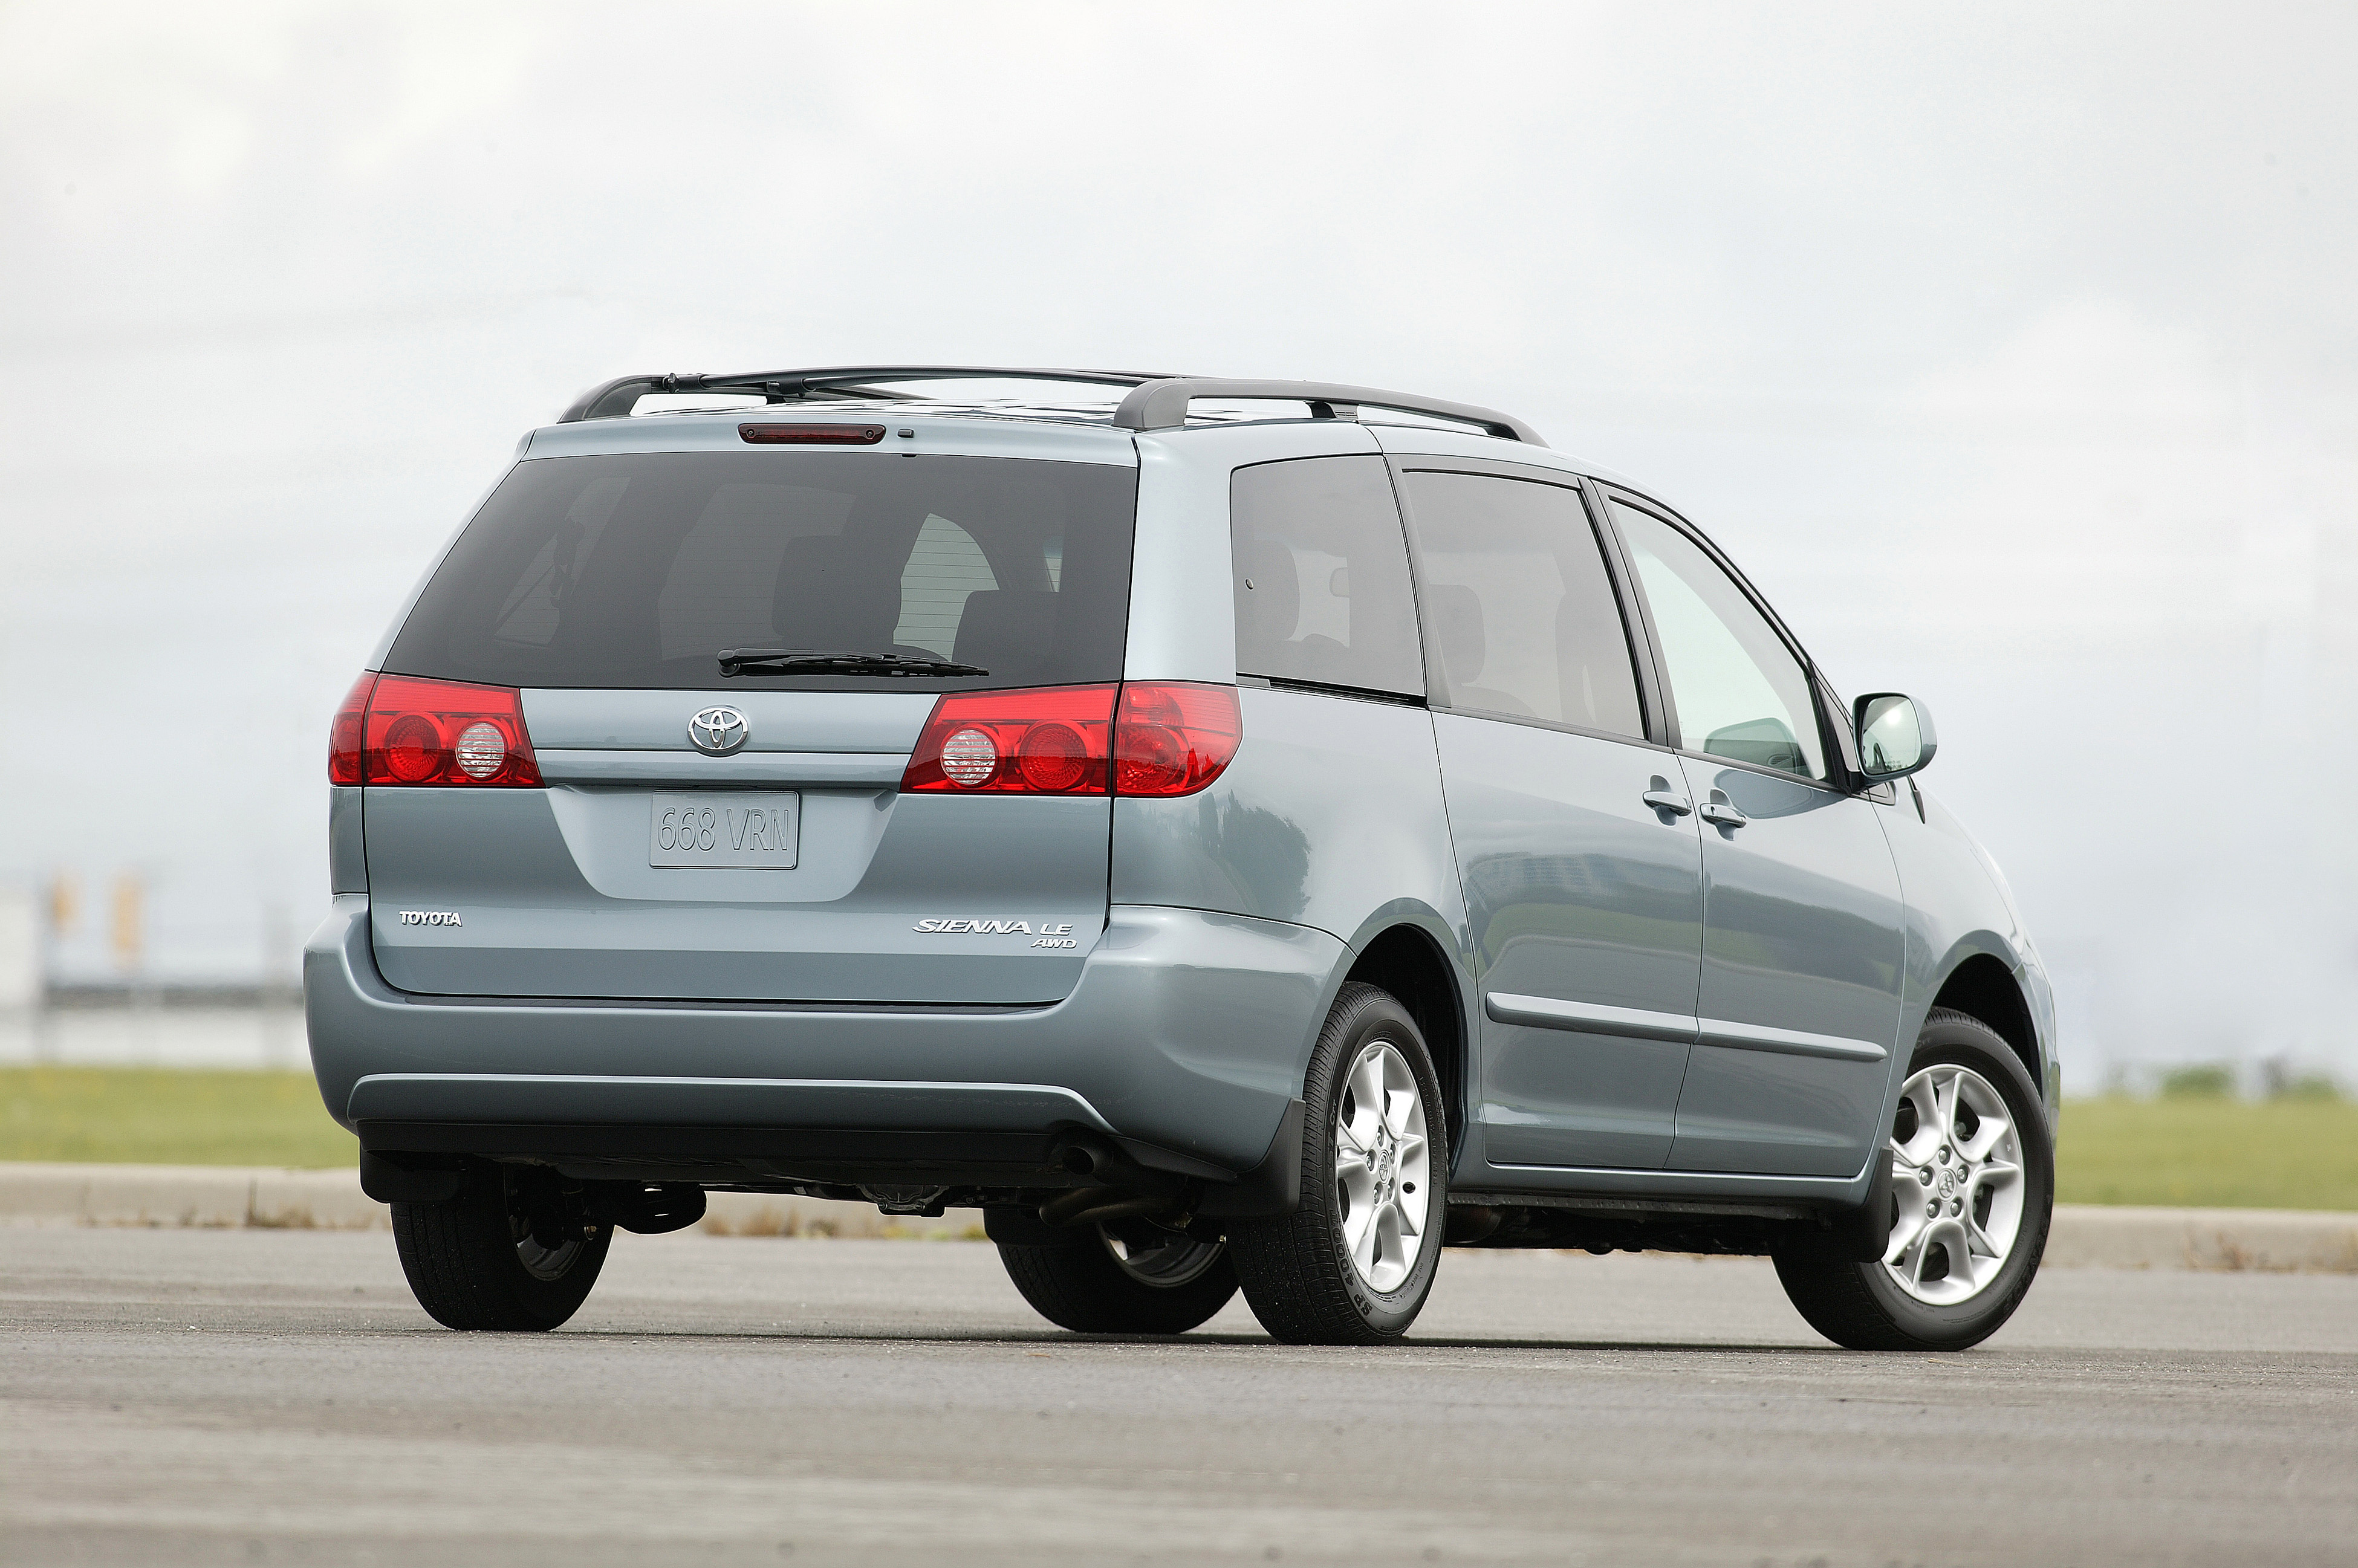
359,1150,464,1204
1796,1151,1897,1262
1195,1098,1305,1219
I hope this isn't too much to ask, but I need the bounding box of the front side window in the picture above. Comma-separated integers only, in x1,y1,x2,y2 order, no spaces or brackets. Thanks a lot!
1610,499,1827,780
1230,456,1423,696
385,452,1136,690
1397,470,1645,738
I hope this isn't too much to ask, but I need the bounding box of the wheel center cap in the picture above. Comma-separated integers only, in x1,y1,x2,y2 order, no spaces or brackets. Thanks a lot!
1375,1144,1396,1189
1940,1166,1963,1197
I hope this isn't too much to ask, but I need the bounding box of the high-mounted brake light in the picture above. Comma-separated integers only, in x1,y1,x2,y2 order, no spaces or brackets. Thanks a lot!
902,685,1116,794
898,682,1241,798
739,423,887,445
328,673,543,788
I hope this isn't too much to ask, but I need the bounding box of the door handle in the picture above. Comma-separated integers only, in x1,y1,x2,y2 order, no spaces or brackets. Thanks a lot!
1642,784,1692,816
1699,797,1749,829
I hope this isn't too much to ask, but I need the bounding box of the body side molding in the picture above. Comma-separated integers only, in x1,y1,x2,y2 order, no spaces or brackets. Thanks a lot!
1484,992,1886,1062
1483,991,1697,1043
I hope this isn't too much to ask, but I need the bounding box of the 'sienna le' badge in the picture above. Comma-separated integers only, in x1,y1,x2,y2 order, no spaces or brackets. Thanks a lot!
915,918,1079,950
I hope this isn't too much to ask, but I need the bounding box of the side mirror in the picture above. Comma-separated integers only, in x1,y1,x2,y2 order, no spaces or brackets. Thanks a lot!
1854,693,1937,781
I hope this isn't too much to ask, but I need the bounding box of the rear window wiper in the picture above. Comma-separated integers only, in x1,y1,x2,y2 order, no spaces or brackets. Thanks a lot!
718,649,989,679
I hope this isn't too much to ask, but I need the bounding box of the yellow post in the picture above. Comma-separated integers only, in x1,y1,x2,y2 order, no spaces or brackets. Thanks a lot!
109,874,142,974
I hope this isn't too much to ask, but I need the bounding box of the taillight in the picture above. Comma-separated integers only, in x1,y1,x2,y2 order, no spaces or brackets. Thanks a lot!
357,675,543,788
1114,682,1241,797
329,672,374,786
898,682,1241,798
901,685,1116,794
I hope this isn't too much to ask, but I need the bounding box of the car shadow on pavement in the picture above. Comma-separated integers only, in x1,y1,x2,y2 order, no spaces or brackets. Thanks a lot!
534,1326,1843,1355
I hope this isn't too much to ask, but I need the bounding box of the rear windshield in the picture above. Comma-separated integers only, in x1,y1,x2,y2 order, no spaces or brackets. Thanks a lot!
383,452,1138,690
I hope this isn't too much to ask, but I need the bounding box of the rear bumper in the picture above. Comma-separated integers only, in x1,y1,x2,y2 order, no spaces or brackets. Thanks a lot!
304,894,1339,1194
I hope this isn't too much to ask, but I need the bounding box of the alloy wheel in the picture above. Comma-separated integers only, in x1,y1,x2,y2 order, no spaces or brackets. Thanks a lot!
505,1170,590,1283
1333,1038,1431,1294
1099,1226,1227,1289
1882,1063,2025,1304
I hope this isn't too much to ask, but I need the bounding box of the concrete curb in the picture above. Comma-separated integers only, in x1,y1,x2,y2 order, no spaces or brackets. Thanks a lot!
0,1162,971,1239
0,1162,389,1232
2,1164,2352,1270
2044,1203,2358,1273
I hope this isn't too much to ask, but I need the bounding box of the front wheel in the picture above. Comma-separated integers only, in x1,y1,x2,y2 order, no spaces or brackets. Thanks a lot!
1228,982,1449,1346
1775,1008,2054,1351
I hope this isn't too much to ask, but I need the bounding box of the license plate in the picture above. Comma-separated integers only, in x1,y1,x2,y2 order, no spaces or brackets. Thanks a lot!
649,792,800,869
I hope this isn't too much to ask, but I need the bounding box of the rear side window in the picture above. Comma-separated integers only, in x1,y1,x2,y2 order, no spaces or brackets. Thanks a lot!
1230,456,1423,696
1397,470,1645,739
383,452,1137,690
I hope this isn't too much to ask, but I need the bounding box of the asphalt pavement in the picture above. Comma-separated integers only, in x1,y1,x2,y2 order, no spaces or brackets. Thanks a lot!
4,1226,2353,1566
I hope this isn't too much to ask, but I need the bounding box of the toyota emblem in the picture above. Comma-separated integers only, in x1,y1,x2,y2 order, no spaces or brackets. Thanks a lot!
687,705,750,755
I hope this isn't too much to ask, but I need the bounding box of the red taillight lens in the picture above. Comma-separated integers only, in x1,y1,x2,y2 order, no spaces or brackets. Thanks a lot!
360,675,542,788
1114,682,1241,797
902,685,1117,794
898,682,1241,798
328,672,375,786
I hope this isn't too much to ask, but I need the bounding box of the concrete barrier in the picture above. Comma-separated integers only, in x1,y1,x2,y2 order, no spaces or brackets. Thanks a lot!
1,1164,2351,1269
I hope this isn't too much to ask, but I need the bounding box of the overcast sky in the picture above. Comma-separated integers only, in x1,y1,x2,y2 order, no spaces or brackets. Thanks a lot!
3,2,2352,1087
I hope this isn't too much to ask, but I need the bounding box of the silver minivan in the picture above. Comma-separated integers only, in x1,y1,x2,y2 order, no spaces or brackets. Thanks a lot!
308,368,2058,1350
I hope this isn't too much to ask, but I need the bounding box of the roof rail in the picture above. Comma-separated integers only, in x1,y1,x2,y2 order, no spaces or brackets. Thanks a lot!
1112,378,1545,446
557,366,1547,447
557,366,1180,424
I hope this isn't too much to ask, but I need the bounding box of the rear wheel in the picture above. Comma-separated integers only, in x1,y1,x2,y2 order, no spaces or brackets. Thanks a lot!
391,1163,612,1331
1775,1008,2053,1351
996,1220,1238,1335
1228,983,1448,1346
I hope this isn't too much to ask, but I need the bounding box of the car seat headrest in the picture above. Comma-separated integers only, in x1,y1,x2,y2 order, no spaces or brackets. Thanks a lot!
1235,537,1302,648
1426,583,1486,683
952,589,1057,677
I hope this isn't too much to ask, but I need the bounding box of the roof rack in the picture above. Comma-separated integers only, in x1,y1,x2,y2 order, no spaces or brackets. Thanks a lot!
1111,378,1544,445
557,367,1177,424
557,366,1545,446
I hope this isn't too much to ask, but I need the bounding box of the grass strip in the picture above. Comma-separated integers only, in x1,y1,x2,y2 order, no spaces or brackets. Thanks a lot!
2056,1097,2357,1211
0,1066,356,1168
2,1069,2352,1210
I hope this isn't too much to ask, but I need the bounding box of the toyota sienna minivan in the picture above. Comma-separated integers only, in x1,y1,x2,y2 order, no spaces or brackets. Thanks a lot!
308,367,2057,1350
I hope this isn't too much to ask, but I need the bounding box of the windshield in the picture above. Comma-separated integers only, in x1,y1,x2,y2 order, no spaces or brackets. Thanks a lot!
383,451,1138,690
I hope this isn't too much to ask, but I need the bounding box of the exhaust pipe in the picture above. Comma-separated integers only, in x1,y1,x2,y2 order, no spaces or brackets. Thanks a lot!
1040,1134,1191,1228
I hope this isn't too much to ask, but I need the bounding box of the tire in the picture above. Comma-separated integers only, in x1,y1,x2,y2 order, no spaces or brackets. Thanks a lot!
391,1162,612,1331
1775,1008,2054,1351
996,1221,1239,1335
1228,982,1449,1346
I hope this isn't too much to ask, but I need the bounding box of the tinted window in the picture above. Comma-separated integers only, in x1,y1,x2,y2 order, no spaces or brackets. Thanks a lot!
385,452,1137,690
1610,500,1827,780
1230,456,1423,696
1397,471,1645,738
